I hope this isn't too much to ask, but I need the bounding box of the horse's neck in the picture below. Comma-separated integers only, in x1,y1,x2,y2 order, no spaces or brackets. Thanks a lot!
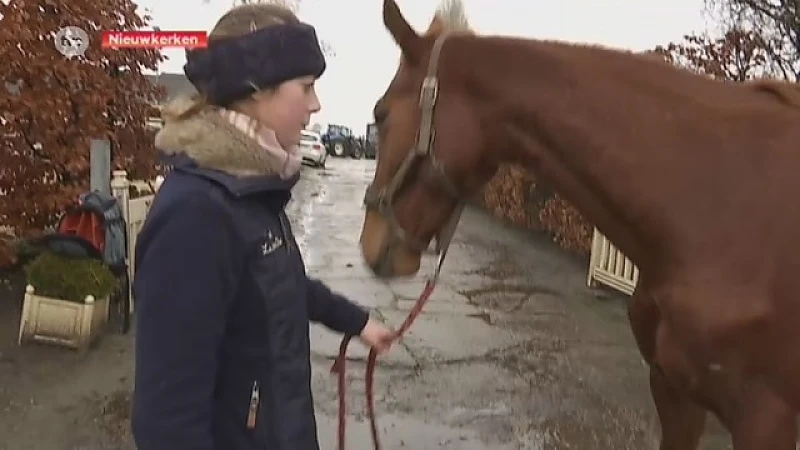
470,38,694,266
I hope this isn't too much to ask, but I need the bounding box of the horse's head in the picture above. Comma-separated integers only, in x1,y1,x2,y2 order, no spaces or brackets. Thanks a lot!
359,0,496,278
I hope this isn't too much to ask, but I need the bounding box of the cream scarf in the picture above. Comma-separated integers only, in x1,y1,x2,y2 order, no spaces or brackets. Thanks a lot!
219,109,303,179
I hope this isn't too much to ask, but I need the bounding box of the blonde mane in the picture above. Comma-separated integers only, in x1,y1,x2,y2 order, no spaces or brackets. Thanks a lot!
395,0,472,66
431,0,471,33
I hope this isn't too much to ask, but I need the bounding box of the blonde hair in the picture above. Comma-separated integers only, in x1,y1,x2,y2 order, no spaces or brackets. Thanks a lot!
162,3,299,122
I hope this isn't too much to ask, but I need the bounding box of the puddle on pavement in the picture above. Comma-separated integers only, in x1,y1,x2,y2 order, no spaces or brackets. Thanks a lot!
460,283,561,298
330,357,656,450
317,411,520,449
459,284,566,322
446,402,511,424
464,259,522,280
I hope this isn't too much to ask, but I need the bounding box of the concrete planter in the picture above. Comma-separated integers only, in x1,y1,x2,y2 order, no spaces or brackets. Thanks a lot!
18,285,110,351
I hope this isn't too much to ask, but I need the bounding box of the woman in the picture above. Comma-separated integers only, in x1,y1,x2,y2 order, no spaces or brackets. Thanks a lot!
130,4,395,450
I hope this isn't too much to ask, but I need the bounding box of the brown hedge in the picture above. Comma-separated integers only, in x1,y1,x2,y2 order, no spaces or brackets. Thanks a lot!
476,164,593,256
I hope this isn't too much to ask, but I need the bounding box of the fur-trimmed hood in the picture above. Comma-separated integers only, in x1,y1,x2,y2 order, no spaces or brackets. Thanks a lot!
154,96,291,178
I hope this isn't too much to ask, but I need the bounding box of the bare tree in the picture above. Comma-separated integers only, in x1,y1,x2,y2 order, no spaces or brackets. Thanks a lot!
652,27,777,81
706,0,800,80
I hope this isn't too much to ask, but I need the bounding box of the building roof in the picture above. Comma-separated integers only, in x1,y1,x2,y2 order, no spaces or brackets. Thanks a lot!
146,72,196,102
4,74,196,103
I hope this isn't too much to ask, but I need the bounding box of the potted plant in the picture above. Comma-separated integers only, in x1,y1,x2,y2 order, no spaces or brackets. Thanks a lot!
18,250,117,351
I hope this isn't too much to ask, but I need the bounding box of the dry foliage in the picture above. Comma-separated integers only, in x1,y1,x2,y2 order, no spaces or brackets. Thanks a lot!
479,165,538,229
0,0,165,267
478,165,593,256
651,28,778,80
539,194,593,254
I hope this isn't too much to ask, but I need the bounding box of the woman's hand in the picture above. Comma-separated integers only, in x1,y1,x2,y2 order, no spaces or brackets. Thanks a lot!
358,318,396,354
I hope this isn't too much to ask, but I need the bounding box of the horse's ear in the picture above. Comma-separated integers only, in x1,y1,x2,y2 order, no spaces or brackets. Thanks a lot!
424,15,443,36
383,0,422,64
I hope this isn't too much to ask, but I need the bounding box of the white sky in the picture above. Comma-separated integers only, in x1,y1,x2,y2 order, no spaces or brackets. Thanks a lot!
133,0,719,134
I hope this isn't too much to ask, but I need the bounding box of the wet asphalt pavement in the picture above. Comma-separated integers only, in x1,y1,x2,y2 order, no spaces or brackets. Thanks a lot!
0,157,734,449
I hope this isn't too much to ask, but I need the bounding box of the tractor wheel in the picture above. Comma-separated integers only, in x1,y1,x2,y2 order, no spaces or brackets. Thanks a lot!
333,142,345,156
351,146,363,159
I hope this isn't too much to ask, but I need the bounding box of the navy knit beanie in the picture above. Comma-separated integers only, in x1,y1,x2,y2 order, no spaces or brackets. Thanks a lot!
183,21,326,107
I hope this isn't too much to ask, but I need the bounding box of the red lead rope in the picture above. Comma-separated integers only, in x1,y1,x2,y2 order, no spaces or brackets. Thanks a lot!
330,279,437,450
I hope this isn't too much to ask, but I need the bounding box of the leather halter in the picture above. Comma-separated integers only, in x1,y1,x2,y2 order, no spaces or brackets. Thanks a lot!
363,32,465,279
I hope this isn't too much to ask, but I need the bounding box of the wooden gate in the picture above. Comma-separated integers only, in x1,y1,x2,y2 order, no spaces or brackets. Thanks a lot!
111,170,160,313
587,228,639,295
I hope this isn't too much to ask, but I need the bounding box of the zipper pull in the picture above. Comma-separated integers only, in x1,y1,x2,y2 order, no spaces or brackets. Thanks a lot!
246,381,259,430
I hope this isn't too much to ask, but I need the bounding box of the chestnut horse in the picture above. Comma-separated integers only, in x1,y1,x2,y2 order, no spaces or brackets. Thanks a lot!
359,0,800,448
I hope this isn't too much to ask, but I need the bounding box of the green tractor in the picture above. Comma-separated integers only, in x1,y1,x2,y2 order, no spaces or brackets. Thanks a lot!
322,124,363,158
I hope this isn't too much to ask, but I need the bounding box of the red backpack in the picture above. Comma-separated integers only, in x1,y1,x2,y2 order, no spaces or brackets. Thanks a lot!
56,205,106,255
38,191,126,268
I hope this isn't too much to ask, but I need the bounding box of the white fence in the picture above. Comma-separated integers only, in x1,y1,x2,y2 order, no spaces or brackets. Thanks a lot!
111,170,162,313
586,228,639,295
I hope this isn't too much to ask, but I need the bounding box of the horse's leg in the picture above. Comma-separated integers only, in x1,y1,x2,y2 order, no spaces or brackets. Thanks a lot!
649,367,707,450
727,381,797,450
628,284,706,450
